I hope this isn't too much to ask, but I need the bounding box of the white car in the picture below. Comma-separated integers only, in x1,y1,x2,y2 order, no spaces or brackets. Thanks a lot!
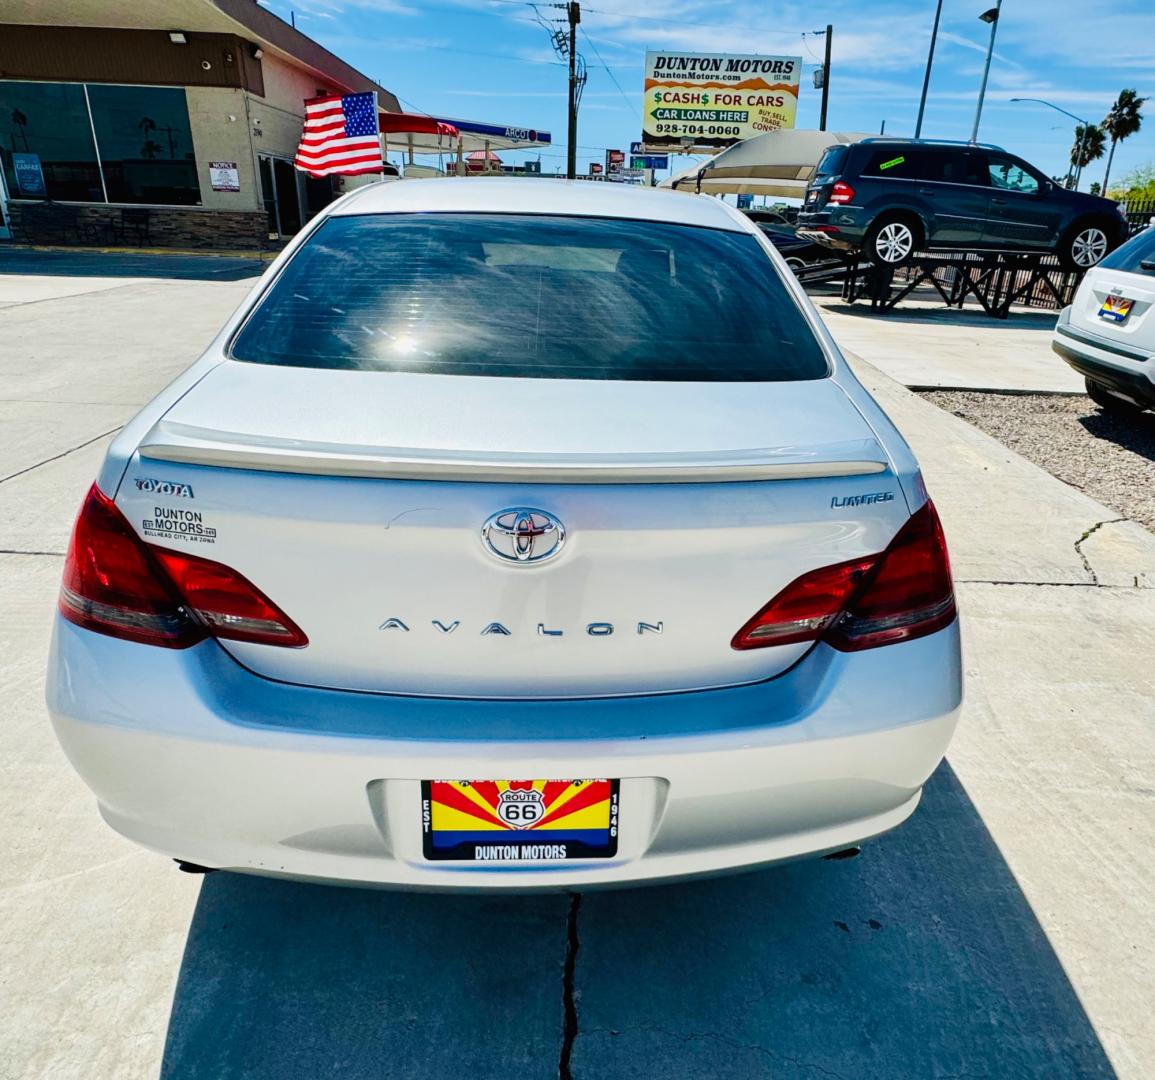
47,179,962,890
1053,225,1155,412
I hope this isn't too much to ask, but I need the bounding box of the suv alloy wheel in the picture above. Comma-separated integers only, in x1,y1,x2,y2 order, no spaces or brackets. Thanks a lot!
866,216,919,266
1064,224,1111,271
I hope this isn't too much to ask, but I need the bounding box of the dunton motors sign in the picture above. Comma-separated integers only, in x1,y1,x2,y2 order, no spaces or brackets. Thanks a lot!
642,51,801,151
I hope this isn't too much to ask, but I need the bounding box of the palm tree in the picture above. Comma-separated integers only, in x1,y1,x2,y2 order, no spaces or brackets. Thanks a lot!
1101,89,1147,193
1070,123,1105,188
137,116,159,158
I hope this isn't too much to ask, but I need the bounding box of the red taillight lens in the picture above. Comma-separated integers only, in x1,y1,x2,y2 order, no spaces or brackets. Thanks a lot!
61,485,201,648
60,485,307,649
731,556,878,650
150,547,308,647
827,180,855,205
827,501,955,651
732,501,955,653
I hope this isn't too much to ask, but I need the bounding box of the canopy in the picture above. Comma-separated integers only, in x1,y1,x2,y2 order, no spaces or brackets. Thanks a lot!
379,112,461,156
662,130,870,197
380,112,551,156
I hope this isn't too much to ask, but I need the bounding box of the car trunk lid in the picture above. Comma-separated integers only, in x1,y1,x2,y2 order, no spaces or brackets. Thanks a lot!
116,362,909,698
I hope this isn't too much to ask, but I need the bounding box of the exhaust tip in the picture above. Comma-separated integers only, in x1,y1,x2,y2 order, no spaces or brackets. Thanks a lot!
822,846,861,862
175,860,219,875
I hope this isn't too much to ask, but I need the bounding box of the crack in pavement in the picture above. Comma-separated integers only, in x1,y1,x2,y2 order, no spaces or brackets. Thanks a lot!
0,282,152,310
0,427,121,486
957,578,1128,589
558,892,582,1080
1074,518,1129,587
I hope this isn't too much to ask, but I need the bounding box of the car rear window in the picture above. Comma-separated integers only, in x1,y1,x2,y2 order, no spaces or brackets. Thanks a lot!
229,213,828,382
814,146,847,177
1099,225,1155,275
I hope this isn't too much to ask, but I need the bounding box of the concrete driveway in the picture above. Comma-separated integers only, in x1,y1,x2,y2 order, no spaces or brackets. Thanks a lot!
1,254,1152,1079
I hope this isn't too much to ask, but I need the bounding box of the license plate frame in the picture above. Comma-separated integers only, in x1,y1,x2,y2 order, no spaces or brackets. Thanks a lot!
421,779,620,862
1098,294,1134,323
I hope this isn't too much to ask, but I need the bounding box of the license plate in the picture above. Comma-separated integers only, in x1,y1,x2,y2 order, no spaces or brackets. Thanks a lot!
421,779,619,862
1099,295,1134,323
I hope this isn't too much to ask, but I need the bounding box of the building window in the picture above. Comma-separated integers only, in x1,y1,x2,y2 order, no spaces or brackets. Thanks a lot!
86,85,200,206
0,81,103,202
0,80,201,206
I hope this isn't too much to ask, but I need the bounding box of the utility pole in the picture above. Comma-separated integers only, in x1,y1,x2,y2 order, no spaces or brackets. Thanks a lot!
970,0,1002,144
914,0,943,139
819,25,832,131
566,2,580,179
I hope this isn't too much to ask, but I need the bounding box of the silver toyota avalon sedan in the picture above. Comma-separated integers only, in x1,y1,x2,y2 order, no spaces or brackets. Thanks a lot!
47,178,962,890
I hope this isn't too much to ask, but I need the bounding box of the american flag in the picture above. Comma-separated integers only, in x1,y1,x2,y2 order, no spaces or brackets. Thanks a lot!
294,92,384,178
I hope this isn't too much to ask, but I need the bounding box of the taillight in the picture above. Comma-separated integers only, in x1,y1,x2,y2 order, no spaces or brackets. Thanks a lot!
60,485,307,649
827,180,855,205
732,501,955,653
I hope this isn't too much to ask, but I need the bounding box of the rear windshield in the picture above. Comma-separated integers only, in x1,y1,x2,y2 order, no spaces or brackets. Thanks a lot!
1099,225,1155,275
814,146,848,178
229,213,828,382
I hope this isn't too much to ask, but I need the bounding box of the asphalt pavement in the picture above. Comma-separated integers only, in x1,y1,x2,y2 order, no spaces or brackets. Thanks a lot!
1,252,1152,1079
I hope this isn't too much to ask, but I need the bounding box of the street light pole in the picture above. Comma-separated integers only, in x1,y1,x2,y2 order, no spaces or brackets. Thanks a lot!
914,0,943,139
1009,97,1091,190
819,25,832,131
970,0,1002,144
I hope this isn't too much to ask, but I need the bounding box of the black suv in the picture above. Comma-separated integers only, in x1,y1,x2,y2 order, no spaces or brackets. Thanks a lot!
796,138,1127,270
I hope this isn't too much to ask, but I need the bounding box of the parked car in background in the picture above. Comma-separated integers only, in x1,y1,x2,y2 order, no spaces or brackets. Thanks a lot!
46,179,962,891
1052,225,1155,413
742,208,793,228
743,211,837,275
798,138,1128,270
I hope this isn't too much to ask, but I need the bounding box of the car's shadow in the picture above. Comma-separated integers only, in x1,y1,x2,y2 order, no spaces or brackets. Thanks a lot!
159,763,1116,1079
1080,407,1155,461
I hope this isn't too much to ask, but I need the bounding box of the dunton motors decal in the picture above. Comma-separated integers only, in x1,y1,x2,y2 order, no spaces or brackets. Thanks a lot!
141,506,217,544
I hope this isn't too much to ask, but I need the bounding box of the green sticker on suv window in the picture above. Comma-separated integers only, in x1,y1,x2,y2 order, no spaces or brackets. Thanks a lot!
880,155,906,171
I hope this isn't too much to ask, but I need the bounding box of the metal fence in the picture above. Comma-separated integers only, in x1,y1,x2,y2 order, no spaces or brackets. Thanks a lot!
1122,198,1155,235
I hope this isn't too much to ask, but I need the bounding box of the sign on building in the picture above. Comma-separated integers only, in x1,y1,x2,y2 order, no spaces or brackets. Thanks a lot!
641,52,801,151
209,161,241,192
12,153,46,196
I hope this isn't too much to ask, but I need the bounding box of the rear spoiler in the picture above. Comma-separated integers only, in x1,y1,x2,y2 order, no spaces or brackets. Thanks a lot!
139,422,889,484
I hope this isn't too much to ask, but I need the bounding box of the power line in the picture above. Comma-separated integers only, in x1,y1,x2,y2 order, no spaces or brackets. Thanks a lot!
580,5,816,36
580,28,640,121
383,41,564,66
383,0,829,39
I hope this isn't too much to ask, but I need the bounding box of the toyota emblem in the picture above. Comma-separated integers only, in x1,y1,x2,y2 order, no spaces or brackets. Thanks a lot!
481,508,566,565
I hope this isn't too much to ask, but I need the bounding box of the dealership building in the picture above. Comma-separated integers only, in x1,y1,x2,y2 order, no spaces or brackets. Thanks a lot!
0,0,401,247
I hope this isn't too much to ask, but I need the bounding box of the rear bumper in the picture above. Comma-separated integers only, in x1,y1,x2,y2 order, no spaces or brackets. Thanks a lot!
796,208,867,252
47,616,963,891
1053,318,1155,407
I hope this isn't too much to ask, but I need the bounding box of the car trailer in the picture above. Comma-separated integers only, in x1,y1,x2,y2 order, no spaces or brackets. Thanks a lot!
840,249,1085,319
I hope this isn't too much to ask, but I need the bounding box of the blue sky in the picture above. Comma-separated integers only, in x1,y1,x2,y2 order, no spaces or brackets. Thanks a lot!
260,0,1154,192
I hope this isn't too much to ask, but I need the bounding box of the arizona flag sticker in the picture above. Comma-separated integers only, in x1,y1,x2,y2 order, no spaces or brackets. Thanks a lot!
422,779,619,861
